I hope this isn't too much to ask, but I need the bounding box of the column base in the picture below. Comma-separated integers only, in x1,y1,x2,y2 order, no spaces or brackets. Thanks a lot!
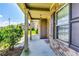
30,38,32,41
24,48,29,52
22,48,30,55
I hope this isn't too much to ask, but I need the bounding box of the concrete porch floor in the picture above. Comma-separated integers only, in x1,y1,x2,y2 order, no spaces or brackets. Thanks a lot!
21,34,56,56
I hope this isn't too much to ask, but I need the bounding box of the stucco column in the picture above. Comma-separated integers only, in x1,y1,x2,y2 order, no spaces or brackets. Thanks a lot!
30,20,32,40
24,11,29,51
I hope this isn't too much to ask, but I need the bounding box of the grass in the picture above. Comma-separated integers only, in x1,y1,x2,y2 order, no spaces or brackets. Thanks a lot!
28,30,37,36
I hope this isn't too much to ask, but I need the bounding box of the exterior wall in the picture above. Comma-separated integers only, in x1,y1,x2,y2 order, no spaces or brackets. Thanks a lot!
31,20,40,30
49,15,53,39
49,38,79,56
47,19,49,39
40,19,47,39
49,13,79,55
49,3,79,56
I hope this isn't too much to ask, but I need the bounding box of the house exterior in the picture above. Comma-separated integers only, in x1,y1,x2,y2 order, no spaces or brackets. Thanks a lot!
18,3,79,56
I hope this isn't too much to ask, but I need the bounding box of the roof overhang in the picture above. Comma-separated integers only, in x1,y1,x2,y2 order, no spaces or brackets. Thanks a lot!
18,3,65,20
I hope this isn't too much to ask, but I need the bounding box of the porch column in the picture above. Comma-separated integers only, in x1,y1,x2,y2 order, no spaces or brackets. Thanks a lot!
24,11,29,51
30,20,32,40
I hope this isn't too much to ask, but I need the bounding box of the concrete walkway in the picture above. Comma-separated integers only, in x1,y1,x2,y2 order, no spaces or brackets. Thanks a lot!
21,35,56,56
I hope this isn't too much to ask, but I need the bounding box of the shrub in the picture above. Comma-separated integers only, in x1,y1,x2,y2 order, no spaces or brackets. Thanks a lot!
36,29,38,34
0,24,24,50
32,28,35,31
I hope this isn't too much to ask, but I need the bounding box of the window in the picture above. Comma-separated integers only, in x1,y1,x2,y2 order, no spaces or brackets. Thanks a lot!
58,25,69,42
56,4,69,42
69,4,79,52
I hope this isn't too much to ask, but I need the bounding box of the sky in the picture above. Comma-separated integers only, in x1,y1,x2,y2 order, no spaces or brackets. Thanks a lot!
0,3,24,27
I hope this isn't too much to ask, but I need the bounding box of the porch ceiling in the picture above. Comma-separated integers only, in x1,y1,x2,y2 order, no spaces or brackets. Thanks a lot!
18,3,65,20
25,3,52,11
25,3,52,20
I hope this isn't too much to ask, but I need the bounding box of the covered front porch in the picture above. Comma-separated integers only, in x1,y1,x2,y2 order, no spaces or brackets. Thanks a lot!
18,3,54,56
21,34,56,56
18,3,79,56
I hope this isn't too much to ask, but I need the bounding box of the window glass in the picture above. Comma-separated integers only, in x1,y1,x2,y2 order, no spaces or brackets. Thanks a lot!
56,4,69,42
57,5,69,19
58,25,69,42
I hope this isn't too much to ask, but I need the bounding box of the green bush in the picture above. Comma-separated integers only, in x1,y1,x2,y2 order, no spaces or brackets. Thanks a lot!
0,24,24,50
36,29,38,34
32,28,35,31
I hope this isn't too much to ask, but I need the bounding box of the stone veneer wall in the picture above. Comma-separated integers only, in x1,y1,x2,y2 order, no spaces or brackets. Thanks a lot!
49,36,79,56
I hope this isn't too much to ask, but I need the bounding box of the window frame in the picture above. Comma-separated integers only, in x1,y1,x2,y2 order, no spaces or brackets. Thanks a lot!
55,4,70,43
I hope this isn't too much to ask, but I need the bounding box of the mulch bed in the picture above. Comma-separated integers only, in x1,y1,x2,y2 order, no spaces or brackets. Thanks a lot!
0,47,24,56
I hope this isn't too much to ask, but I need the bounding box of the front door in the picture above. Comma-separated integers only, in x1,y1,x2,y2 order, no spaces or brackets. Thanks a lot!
40,19,47,39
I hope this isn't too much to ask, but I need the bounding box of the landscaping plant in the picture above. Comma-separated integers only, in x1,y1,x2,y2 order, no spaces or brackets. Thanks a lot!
0,24,24,50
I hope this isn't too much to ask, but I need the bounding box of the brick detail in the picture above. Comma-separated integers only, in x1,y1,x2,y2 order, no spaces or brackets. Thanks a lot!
49,36,79,56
